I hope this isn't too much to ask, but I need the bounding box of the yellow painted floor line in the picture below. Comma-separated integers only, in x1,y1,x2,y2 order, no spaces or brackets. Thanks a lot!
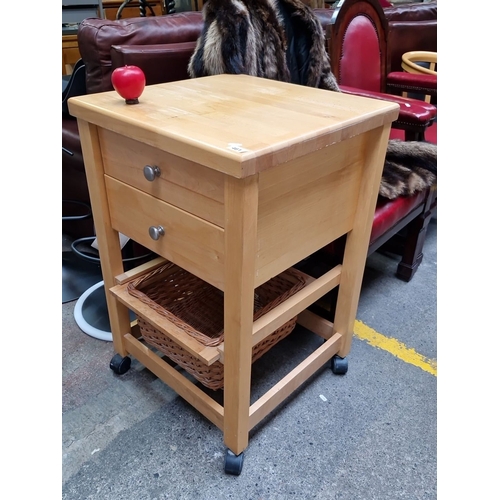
354,319,437,376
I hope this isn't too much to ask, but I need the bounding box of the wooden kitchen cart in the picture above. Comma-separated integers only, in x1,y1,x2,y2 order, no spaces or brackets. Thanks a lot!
68,74,398,475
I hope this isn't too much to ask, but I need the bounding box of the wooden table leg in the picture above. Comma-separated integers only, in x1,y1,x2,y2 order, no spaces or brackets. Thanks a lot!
334,124,392,358
223,175,259,456
77,120,132,357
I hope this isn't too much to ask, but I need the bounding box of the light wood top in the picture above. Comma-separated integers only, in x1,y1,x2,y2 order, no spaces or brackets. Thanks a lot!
68,74,399,178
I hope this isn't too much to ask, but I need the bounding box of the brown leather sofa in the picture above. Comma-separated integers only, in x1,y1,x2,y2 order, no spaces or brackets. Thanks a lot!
384,1,437,74
62,11,203,238
63,3,437,280
384,2,437,110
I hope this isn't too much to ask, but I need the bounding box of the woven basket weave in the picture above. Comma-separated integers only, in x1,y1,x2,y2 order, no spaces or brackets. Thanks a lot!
127,261,307,390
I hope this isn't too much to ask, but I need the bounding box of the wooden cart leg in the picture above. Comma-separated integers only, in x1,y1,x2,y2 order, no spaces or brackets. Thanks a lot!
78,121,132,359
222,175,259,471
334,124,392,358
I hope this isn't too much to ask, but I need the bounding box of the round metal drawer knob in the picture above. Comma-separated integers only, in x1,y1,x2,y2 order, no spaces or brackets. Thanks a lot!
148,225,165,240
143,165,161,181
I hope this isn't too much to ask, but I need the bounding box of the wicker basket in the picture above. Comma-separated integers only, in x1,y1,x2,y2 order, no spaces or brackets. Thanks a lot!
127,261,307,390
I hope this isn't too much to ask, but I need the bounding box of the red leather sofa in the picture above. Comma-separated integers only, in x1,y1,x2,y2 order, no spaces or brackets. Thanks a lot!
63,2,437,280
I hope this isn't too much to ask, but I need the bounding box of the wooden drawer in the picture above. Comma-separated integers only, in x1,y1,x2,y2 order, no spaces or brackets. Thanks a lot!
99,128,225,227
105,176,225,290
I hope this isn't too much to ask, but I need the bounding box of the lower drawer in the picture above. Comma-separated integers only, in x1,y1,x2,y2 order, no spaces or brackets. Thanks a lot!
105,176,225,290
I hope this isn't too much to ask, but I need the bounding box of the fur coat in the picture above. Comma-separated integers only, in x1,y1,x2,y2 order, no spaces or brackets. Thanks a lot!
187,0,437,199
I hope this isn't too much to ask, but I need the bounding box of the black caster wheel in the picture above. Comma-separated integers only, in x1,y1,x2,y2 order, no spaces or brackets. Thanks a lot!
224,449,244,475
331,355,348,375
110,353,131,375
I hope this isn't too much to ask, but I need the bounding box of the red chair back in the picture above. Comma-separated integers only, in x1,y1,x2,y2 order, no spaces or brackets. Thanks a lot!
329,0,389,93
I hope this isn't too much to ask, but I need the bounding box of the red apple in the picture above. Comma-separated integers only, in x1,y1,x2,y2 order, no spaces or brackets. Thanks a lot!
111,65,146,105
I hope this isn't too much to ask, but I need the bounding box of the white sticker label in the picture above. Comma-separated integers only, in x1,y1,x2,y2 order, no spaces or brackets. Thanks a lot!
228,143,249,153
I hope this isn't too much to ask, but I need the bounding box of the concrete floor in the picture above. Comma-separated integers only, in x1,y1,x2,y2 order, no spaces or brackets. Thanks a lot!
62,217,436,499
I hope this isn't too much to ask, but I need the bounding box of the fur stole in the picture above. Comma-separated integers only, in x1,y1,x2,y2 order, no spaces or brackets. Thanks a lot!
187,0,339,91
382,140,436,199
188,0,436,200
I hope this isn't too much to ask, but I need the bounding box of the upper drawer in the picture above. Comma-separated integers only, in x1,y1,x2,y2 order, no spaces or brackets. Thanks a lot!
98,128,225,227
